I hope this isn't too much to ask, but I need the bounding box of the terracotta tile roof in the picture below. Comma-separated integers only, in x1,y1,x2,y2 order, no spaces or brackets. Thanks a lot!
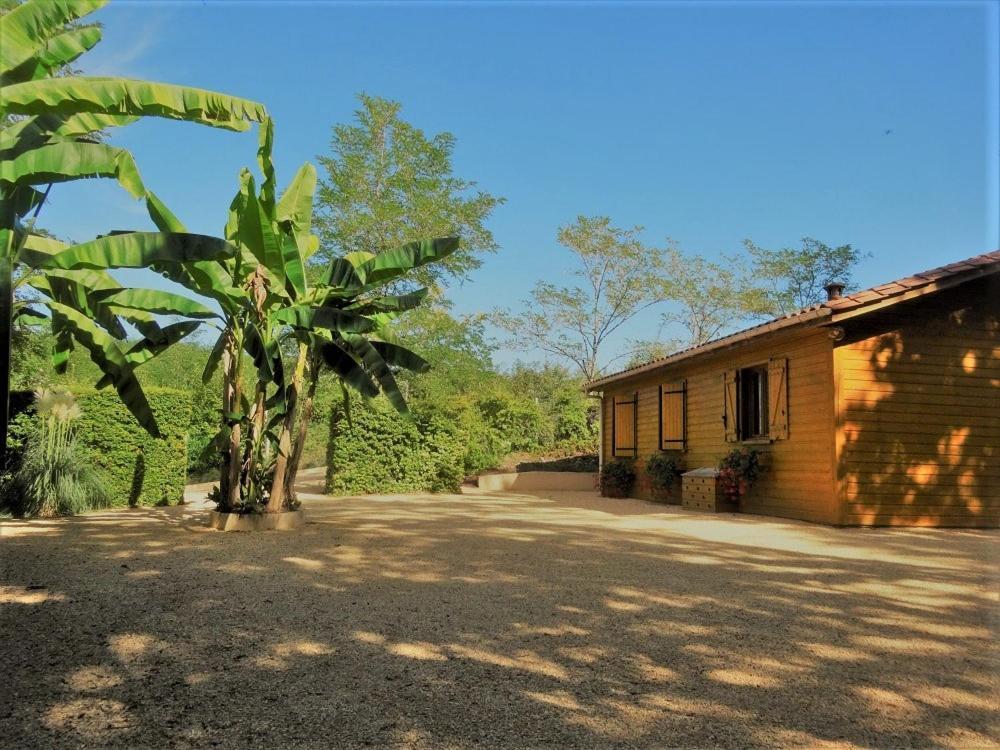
586,249,1000,390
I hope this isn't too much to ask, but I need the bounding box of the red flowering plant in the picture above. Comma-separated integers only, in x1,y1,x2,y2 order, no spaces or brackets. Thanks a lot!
718,448,762,503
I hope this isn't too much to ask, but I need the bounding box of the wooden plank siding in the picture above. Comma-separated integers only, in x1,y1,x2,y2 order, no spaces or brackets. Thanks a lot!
601,327,839,524
833,276,1000,527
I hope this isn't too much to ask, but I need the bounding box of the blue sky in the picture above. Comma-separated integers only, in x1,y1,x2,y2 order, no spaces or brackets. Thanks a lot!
39,0,1000,371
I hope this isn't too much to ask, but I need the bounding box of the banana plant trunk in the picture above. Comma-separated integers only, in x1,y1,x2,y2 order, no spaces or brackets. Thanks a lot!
284,356,320,502
220,332,243,512
267,344,307,512
0,256,12,469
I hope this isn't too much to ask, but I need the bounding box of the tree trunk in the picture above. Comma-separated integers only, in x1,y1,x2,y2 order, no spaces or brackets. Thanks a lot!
0,256,12,470
284,357,320,502
221,332,243,512
267,344,307,512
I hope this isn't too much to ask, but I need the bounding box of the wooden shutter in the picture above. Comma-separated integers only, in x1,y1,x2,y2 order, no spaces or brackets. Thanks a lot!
659,381,686,450
768,357,789,440
723,369,739,442
612,393,637,457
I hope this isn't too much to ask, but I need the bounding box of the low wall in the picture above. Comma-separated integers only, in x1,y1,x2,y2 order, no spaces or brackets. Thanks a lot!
478,471,598,492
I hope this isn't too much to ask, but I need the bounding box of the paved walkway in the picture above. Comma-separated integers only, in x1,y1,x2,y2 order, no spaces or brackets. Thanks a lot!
2,478,997,748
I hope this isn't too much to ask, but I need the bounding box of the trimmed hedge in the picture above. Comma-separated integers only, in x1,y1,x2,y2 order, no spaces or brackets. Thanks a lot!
73,388,192,507
325,398,464,495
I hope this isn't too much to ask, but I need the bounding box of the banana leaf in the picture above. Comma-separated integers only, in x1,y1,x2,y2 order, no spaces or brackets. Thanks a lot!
0,141,145,198
2,77,268,132
318,339,379,398
340,334,407,413
30,231,236,270
0,0,106,78
92,287,218,319
271,305,374,334
46,300,160,435
356,237,460,287
348,288,428,315
3,24,103,85
370,341,431,374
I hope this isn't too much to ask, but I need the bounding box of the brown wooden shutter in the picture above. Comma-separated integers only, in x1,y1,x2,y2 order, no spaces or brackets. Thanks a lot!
659,381,686,450
768,357,789,440
612,393,638,457
723,369,739,442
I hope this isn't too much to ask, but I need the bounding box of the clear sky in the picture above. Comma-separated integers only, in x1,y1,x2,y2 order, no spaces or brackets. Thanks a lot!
39,0,1000,371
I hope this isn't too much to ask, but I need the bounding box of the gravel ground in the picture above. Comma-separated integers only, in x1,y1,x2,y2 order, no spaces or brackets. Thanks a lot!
2,470,998,749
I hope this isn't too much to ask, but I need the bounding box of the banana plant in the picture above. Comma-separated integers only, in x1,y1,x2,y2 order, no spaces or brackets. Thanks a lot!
128,113,459,512
1,0,267,460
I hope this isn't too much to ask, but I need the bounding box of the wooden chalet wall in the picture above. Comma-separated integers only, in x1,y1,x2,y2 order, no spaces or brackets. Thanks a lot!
833,276,1000,527
601,327,839,524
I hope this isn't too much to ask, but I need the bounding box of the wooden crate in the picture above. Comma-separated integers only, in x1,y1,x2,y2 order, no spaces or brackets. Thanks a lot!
682,468,737,513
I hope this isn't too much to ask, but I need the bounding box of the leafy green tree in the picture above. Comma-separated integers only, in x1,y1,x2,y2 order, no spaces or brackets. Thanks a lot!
657,246,762,349
492,216,670,382
744,237,869,315
393,307,499,402
314,94,503,292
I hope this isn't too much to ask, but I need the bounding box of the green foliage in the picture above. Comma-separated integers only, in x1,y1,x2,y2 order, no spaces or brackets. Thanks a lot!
1,0,266,451
1,389,106,516
599,457,635,498
718,447,763,502
326,397,464,495
475,392,549,452
314,93,504,292
744,237,870,315
491,216,670,381
646,452,683,491
72,387,192,507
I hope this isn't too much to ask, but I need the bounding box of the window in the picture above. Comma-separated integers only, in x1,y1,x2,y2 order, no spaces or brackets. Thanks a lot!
612,393,637,457
738,365,769,439
659,381,686,450
723,358,789,442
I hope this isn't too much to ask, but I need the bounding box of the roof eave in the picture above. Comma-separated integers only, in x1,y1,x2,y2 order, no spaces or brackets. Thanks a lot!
585,307,832,392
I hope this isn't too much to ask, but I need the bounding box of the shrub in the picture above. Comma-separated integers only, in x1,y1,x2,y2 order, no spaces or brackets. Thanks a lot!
646,453,683,491
73,388,192,507
600,457,635,498
326,398,465,495
718,447,763,502
2,390,107,517
476,393,550,452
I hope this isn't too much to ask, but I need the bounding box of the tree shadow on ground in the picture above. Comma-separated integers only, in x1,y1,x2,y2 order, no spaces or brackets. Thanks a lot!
1,488,996,749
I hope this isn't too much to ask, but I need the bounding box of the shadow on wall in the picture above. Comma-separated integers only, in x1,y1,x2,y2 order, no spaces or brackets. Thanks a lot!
1,491,996,748
838,277,999,527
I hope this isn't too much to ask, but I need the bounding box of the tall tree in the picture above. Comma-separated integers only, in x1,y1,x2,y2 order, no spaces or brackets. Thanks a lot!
491,216,669,382
314,94,503,292
623,247,761,366
744,237,868,315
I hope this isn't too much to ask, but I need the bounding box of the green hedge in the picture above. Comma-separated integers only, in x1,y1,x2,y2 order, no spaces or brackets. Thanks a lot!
73,388,192,507
325,398,464,495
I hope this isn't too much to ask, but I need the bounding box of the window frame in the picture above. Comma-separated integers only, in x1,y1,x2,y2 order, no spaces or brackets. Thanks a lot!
737,363,769,441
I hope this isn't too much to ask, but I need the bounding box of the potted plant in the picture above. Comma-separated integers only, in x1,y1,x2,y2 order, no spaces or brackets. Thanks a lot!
600,458,636,498
645,453,683,503
718,448,763,507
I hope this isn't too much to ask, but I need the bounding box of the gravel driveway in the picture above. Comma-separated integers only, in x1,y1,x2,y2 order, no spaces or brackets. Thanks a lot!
2,474,997,749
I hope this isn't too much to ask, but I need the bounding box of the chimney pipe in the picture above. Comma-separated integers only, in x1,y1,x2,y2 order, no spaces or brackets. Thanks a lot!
824,282,845,301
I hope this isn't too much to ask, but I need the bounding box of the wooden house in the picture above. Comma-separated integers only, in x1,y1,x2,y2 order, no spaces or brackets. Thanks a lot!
587,251,1000,527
